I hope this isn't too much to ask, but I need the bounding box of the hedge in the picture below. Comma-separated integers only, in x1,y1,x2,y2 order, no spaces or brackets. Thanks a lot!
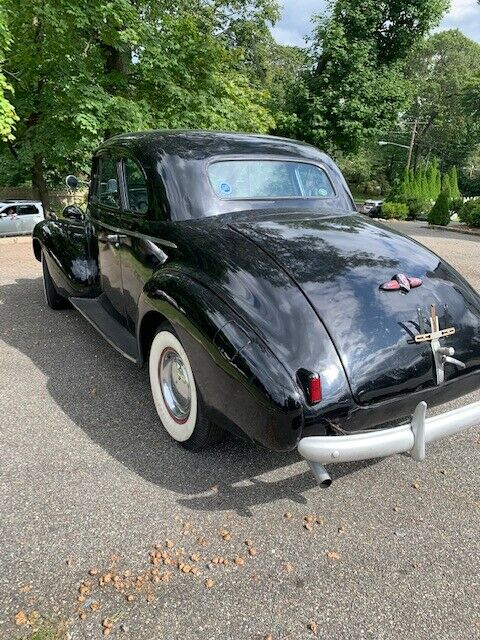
459,199,480,228
382,201,408,220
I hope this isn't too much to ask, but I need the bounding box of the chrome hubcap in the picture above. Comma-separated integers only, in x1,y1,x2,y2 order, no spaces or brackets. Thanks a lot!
159,348,191,423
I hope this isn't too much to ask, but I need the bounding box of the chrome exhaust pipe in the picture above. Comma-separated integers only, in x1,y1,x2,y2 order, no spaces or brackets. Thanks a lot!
307,460,332,487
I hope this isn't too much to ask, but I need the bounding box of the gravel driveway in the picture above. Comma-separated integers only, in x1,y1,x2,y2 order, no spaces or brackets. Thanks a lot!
0,223,479,640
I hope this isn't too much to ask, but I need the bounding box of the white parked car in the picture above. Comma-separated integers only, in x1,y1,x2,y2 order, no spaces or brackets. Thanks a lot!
363,199,383,216
0,200,44,237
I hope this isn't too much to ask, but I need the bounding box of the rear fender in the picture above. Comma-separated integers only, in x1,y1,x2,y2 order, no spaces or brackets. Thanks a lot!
138,272,304,451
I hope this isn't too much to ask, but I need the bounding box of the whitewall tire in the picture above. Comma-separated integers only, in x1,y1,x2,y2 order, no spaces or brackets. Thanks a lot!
149,329,198,442
148,323,224,450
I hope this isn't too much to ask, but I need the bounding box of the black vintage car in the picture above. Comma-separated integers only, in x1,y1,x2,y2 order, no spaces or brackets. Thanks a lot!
33,131,480,486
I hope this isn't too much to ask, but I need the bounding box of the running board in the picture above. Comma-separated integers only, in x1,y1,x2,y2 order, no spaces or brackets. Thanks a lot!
70,295,139,363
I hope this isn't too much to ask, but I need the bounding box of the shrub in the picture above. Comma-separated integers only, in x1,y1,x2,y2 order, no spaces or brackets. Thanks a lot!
428,191,450,226
405,196,429,220
459,199,480,227
382,201,408,220
449,198,464,215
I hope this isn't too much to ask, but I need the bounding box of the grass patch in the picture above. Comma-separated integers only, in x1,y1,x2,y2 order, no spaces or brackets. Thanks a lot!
19,621,68,640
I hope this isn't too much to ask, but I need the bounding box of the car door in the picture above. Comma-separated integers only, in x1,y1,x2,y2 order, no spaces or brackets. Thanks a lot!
88,153,127,326
117,155,169,333
16,204,43,234
0,205,20,236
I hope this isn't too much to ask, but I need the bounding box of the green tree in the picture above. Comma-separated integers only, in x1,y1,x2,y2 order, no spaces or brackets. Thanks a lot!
426,160,440,199
289,0,448,152
404,30,480,171
428,190,450,225
0,5,17,141
0,0,278,206
441,174,451,199
448,166,461,199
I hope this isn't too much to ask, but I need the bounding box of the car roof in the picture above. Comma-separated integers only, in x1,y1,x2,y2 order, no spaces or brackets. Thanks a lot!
0,200,42,206
97,129,332,164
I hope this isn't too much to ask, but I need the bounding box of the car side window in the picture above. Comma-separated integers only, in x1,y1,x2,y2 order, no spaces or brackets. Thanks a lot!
17,205,38,215
97,156,120,208
3,206,16,216
124,158,148,214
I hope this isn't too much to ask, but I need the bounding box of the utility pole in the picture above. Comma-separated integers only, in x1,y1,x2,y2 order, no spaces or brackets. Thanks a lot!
406,119,418,172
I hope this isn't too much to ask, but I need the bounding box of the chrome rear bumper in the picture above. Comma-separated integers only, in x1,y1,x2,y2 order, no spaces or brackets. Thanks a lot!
298,400,480,484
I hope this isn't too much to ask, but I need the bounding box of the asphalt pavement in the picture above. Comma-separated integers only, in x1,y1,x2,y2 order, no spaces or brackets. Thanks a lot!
0,223,479,640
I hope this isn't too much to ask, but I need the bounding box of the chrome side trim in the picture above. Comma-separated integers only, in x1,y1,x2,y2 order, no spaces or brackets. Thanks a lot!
89,217,177,249
298,400,480,466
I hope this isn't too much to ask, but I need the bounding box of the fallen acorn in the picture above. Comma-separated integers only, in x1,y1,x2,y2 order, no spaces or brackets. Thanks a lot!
248,548,257,557
14,611,28,626
284,512,292,519
304,514,314,524
234,556,245,566
308,621,319,635
165,539,175,549
326,550,341,561
89,567,98,576
205,578,215,588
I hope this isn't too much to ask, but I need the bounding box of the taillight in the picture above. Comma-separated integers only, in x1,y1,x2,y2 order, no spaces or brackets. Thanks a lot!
308,373,322,404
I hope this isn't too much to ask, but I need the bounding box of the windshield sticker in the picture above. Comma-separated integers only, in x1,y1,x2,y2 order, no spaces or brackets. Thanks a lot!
318,187,328,196
219,182,232,195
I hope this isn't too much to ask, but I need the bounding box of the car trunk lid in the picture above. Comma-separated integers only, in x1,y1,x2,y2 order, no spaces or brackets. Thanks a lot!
230,213,480,405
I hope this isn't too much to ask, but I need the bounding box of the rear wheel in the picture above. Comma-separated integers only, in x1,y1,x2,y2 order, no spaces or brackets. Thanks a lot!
148,323,223,451
41,251,70,310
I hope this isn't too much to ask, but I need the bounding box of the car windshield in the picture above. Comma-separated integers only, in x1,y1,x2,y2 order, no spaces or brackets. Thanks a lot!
208,160,335,200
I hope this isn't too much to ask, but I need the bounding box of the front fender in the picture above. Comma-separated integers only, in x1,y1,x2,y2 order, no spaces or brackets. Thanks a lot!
139,271,304,451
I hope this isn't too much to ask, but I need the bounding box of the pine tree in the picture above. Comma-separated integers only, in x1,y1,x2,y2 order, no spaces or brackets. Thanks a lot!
421,166,429,199
428,190,451,226
436,170,442,197
441,174,451,199
448,166,461,199
427,161,440,200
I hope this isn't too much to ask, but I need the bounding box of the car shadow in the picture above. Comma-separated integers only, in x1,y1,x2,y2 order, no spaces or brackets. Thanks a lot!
0,276,378,516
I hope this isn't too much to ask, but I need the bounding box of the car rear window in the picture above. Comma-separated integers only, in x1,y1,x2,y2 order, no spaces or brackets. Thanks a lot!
208,160,335,200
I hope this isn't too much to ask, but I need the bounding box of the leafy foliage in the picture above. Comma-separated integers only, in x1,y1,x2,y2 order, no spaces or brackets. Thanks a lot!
0,0,278,203
404,30,480,171
382,201,408,220
428,190,450,226
459,199,480,227
289,0,448,152
0,5,17,140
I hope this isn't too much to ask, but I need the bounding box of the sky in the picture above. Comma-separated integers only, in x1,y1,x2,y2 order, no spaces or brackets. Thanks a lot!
271,0,480,47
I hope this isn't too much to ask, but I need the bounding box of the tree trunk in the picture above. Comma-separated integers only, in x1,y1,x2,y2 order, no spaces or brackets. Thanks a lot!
32,154,49,213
